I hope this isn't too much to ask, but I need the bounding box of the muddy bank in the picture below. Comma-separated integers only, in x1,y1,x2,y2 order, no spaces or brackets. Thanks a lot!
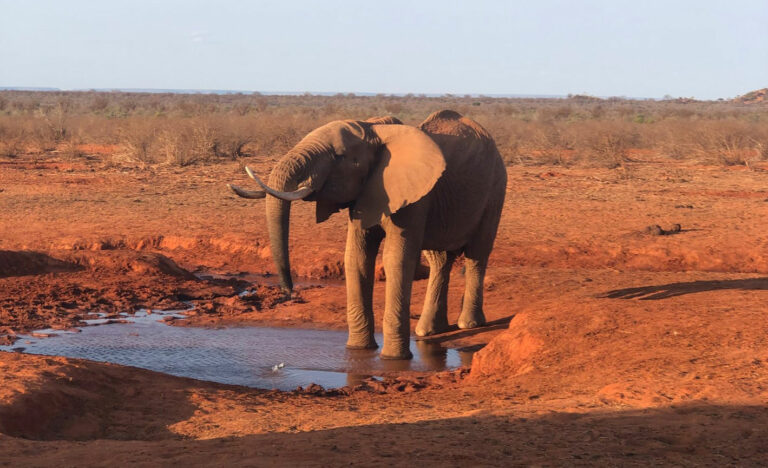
0,249,291,344
0,352,468,441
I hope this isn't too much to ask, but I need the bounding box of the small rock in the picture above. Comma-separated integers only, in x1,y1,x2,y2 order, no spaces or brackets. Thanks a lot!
301,383,325,395
645,224,682,236
0,335,17,346
646,225,664,236
30,332,56,338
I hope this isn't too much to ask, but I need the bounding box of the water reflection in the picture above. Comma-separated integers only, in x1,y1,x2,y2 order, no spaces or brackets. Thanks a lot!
458,349,475,367
345,373,371,387
415,340,449,371
0,311,476,391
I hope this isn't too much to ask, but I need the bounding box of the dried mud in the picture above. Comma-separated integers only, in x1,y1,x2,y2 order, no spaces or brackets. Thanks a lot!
1,152,768,465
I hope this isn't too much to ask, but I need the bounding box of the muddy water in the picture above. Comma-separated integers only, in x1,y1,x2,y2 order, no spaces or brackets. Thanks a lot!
1,311,474,391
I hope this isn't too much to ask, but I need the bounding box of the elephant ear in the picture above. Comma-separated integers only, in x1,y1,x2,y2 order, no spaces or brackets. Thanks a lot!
351,124,446,229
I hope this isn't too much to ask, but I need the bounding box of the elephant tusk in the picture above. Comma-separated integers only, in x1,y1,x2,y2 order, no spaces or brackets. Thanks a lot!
227,183,266,199
244,166,314,201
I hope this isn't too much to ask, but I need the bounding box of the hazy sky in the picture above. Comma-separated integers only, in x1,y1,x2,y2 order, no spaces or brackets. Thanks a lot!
1,0,766,99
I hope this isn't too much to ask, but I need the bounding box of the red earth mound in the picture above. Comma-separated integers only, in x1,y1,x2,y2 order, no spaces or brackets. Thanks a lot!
470,269,768,407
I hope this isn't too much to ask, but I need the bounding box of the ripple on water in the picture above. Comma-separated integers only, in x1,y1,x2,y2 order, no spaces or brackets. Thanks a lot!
1,311,475,391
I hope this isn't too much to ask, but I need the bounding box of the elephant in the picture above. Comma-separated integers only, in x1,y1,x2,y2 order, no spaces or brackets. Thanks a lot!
227,110,506,359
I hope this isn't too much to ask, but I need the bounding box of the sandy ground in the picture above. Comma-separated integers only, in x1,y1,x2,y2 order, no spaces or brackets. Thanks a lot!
1,152,768,466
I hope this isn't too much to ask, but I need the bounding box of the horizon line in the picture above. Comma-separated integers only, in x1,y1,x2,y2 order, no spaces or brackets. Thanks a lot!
0,86,727,101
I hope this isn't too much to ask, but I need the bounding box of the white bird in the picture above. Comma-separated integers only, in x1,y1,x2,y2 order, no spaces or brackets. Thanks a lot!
271,362,285,372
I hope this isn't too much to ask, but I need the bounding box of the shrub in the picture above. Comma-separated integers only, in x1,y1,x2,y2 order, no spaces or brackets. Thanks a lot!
0,125,24,157
0,90,766,169
116,120,157,165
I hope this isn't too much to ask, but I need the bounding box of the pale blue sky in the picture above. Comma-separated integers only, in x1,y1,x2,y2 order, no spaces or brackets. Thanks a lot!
0,0,766,99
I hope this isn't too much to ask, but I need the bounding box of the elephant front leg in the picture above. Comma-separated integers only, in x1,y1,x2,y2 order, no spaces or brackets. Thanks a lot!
380,218,426,359
345,222,384,350
415,250,455,336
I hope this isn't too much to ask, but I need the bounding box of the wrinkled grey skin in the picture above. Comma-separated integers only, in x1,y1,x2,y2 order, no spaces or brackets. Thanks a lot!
230,111,506,359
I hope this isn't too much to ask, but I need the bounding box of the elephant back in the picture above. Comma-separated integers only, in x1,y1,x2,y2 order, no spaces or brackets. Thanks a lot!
364,115,404,125
418,110,506,251
420,110,493,140
419,110,500,169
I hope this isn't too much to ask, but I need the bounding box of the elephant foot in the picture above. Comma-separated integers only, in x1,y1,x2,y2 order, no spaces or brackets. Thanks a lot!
346,334,378,350
414,321,450,337
457,310,486,330
415,310,450,337
380,349,414,360
346,343,378,350
380,340,413,360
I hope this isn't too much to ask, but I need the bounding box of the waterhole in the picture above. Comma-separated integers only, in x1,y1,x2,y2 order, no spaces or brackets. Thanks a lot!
1,311,474,391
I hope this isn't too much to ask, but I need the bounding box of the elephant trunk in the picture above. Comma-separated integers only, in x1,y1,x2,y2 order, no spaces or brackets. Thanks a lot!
265,145,333,293
266,194,293,293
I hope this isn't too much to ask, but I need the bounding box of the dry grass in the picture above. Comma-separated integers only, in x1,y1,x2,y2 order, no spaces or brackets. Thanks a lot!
0,90,766,168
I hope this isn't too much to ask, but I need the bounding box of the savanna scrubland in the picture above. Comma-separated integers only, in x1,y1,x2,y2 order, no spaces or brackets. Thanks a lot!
1,90,767,167
1,90,768,465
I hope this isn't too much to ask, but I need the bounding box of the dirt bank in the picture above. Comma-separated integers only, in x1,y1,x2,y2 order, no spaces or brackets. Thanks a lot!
1,352,766,466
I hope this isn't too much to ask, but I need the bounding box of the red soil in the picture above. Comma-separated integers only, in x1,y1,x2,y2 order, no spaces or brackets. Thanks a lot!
1,152,768,465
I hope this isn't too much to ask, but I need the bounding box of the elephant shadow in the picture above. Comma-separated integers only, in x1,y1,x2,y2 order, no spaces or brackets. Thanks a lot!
599,277,768,300
414,315,515,344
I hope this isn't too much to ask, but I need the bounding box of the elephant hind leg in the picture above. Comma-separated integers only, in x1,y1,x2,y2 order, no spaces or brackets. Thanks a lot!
415,250,455,337
458,256,487,329
458,202,502,330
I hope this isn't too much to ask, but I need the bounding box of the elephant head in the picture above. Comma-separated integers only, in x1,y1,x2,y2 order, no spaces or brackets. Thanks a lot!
229,119,446,293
